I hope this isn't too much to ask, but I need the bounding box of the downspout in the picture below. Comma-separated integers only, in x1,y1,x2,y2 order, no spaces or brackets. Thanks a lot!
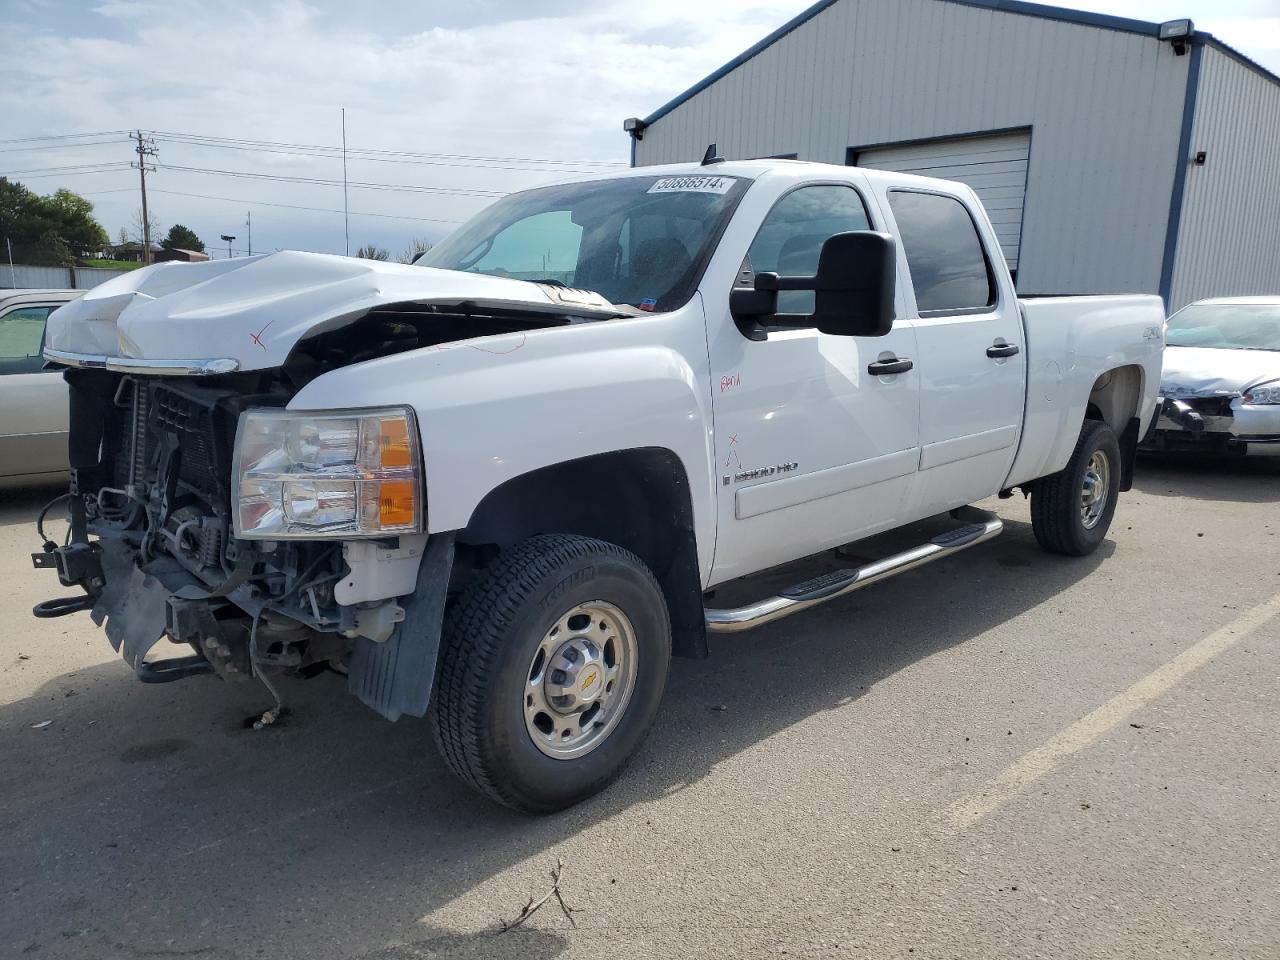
1158,36,1205,311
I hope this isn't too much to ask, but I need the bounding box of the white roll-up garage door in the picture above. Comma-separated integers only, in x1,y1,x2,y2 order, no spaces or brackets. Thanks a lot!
856,129,1031,271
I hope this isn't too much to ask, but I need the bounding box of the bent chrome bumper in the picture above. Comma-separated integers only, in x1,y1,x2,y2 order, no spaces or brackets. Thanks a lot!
44,349,240,377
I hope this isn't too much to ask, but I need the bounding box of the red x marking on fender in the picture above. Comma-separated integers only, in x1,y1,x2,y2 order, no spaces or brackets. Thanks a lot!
250,319,275,350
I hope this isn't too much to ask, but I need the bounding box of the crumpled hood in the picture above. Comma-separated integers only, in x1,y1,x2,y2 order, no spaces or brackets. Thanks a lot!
1160,345,1280,398
45,250,618,372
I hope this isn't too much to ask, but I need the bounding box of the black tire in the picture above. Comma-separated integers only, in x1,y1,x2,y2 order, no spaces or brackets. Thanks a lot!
431,534,671,813
1030,419,1122,556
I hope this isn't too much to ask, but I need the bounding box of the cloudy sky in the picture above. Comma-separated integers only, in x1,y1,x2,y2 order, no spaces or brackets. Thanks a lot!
3,0,1277,260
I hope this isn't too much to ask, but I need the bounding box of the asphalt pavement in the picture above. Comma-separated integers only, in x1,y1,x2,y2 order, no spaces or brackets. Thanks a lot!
1,455,1277,959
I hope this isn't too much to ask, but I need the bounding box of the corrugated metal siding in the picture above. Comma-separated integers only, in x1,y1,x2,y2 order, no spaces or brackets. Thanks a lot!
1169,46,1280,310
856,130,1031,268
635,0,1189,297
0,264,131,290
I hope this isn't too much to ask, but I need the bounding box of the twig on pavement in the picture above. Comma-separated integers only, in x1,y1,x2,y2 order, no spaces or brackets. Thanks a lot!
499,858,580,932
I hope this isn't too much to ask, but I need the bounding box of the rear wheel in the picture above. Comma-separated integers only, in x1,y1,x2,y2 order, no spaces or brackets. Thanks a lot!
1030,419,1122,556
431,534,670,813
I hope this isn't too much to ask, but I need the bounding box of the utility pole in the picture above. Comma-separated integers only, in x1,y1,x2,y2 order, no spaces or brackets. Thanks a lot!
341,107,350,256
130,130,157,264
246,210,252,256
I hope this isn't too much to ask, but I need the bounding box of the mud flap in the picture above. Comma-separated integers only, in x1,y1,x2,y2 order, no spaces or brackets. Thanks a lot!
347,531,456,722
1119,416,1140,492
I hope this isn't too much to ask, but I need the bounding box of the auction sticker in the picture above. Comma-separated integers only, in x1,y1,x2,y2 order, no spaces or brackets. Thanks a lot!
647,175,735,195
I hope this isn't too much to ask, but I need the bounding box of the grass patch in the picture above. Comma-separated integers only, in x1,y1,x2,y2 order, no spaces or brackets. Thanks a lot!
78,259,144,271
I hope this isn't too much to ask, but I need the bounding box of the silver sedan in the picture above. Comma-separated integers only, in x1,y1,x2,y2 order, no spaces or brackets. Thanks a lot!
1144,296,1280,456
0,289,85,486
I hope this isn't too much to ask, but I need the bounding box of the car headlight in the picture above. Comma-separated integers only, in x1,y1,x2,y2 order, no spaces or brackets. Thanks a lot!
1242,383,1280,405
232,407,422,539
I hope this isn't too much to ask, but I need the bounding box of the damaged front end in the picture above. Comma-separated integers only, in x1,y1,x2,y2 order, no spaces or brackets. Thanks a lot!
31,360,463,721
32,367,364,693
33,263,624,717
1142,390,1280,456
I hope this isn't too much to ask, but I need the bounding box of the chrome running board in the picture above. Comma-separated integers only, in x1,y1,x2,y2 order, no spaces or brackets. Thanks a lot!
704,507,1004,634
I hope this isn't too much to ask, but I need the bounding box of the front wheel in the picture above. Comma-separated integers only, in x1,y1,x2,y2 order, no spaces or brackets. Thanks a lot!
1030,419,1122,556
431,535,671,813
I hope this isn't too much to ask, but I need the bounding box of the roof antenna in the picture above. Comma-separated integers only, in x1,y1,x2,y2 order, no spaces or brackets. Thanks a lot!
701,143,725,165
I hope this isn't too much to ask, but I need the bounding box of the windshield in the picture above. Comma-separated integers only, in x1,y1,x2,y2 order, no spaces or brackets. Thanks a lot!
1166,302,1280,351
419,174,749,312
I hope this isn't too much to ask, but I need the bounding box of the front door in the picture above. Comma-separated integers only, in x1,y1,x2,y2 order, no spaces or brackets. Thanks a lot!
706,180,920,584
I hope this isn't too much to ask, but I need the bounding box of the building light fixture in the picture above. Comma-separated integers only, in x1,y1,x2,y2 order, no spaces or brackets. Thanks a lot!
1159,19,1194,56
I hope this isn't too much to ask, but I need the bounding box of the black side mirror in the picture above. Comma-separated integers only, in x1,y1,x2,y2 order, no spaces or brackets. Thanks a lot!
729,231,897,339
811,231,896,337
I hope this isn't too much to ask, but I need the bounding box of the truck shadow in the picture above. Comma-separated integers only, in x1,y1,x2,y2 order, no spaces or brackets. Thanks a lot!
0,511,1109,959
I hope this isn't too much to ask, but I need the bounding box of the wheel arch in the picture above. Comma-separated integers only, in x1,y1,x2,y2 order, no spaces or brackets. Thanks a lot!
455,447,708,659
1086,364,1144,491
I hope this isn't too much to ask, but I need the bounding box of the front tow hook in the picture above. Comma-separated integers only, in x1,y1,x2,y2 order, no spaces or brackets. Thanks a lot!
33,594,96,618
31,541,105,618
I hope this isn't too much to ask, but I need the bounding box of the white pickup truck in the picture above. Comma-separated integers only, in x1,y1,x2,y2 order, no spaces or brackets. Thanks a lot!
34,158,1164,811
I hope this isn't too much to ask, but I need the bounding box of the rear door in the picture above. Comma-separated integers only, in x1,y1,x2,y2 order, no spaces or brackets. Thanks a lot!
0,302,70,478
880,188,1025,514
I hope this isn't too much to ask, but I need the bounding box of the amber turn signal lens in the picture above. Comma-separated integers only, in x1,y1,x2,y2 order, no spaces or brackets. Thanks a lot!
377,479,416,528
379,417,413,469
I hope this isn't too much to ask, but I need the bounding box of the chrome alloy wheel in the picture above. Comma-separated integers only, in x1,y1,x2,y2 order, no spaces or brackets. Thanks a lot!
524,601,639,760
1080,450,1111,530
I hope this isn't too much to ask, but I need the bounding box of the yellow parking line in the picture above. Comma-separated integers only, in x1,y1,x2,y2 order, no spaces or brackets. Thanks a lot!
948,592,1280,828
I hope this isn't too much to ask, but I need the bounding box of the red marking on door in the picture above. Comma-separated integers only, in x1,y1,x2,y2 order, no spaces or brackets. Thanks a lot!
720,373,742,392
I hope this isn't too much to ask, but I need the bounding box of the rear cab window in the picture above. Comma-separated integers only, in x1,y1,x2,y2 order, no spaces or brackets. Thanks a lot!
887,190,996,316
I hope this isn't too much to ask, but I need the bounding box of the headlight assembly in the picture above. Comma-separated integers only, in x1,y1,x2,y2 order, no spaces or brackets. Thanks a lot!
232,407,422,539
1242,383,1280,405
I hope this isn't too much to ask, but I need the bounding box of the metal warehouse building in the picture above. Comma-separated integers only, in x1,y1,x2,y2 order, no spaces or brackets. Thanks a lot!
625,0,1280,309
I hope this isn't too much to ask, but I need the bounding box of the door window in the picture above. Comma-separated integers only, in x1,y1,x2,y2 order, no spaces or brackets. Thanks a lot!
887,191,995,314
743,185,872,315
0,306,52,375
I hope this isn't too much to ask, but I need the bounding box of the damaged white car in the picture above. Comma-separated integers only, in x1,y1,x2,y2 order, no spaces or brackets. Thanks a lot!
1144,297,1280,456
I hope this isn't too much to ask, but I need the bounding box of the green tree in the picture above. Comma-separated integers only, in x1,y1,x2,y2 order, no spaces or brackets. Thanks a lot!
0,178,109,265
355,244,390,261
161,223,205,252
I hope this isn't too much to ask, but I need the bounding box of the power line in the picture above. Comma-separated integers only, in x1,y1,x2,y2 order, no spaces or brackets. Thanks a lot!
2,162,133,178
153,162,507,197
0,138,130,154
0,130,131,145
147,129,625,167
146,188,467,224
150,134,622,175
2,128,626,169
